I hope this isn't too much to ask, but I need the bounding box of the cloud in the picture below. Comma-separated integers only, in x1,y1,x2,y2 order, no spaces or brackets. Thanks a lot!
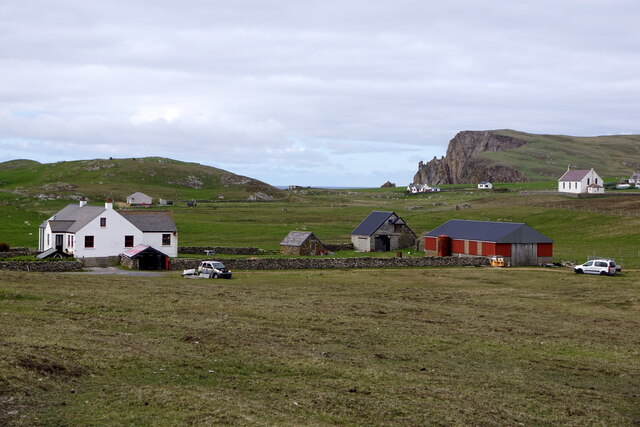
1,0,639,185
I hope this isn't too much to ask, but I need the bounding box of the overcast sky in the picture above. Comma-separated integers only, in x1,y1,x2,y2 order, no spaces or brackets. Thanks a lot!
1,1,639,187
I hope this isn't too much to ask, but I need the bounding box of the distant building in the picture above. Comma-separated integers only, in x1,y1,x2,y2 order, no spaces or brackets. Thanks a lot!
351,211,416,252
424,219,553,266
280,231,325,256
478,181,493,189
127,192,152,205
558,168,603,194
629,172,640,186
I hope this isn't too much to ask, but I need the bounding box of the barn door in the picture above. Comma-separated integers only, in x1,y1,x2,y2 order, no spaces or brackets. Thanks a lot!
511,244,537,266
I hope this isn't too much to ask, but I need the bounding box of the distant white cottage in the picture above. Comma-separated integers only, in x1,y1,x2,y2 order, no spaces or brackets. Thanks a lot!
558,168,604,194
127,192,152,205
478,181,493,190
38,200,178,259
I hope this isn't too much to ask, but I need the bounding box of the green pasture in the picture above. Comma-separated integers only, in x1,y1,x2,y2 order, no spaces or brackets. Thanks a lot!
2,186,640,265
1,268,638,425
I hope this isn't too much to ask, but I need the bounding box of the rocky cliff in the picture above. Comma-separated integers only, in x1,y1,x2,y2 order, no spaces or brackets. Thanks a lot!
413,131,529,185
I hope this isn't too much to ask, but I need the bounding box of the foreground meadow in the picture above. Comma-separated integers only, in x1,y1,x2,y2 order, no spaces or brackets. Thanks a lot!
1,268,638,425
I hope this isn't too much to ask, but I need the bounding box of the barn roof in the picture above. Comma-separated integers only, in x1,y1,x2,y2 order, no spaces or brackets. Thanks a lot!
351,211,405,236
280,231,319,247
424,220,553,244
558,169,590,181
119,211,177,232
121,244,167,258
128,192,150,199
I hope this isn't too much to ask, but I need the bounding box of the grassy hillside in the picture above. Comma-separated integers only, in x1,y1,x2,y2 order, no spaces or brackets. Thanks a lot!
0,157,284,202
475,130,640,181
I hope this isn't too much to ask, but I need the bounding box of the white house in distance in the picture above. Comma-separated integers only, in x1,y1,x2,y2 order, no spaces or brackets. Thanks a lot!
478,181,493,190
558,168,604,194
127,192,153,205
38,200,178,259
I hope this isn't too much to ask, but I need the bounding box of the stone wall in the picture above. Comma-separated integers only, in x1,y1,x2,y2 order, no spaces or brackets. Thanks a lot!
178,246,269,255
0,260,84,272
168,256,489,271
323,243,355,252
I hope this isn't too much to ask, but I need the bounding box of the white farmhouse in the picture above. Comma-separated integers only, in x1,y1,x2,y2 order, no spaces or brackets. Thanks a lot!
127,192,152,205
38,200,178,260
478,181,493,189
558,168,604,194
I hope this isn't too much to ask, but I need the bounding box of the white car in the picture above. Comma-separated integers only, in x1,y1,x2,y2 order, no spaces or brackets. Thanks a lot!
183,261,232,279
574,259,617,276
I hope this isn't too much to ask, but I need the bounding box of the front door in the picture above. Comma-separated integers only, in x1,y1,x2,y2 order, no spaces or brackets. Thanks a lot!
55,234,63,252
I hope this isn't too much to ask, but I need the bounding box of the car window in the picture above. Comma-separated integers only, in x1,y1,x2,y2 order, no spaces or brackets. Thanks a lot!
212,262,225,268
609,261,615,267
584,261,593,266
595,262,607,267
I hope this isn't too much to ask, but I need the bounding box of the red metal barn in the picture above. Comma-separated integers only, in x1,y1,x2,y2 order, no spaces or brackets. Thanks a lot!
424,220,553,266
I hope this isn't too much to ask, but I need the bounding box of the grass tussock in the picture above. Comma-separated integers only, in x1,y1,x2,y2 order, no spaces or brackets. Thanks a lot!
1,268,638,425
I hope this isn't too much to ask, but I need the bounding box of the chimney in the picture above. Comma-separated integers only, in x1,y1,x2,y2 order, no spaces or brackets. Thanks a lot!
105,197,113,210
79,198,88,207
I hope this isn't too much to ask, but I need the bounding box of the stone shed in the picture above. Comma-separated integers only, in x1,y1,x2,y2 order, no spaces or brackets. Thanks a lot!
280,231,325,256
351,211,417,252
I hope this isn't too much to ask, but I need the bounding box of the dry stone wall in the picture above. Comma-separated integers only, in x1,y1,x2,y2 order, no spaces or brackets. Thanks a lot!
179,246,269,255
169,256,489,271
0,260,84,272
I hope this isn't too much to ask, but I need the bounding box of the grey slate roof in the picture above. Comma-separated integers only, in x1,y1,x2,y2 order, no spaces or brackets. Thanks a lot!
119,211,177,232
558,169,590,181
49,204,106,233
280,231,318,247
424,220,553,244
351,211,404,236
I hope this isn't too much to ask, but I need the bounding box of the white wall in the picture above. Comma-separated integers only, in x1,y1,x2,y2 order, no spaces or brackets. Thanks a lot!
74,209,143,258
142,232,178,257
559,169,602,194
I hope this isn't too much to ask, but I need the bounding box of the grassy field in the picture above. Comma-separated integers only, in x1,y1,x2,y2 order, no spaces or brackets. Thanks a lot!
1,268,638,425
3,186,640,266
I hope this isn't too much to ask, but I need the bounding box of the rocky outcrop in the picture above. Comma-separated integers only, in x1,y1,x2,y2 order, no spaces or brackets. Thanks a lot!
414,131,529,185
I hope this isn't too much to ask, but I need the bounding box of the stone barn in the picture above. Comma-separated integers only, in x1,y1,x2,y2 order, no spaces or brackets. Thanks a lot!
424,219,553,266
121,244,169,270
351,211,417,252
280,231,325,256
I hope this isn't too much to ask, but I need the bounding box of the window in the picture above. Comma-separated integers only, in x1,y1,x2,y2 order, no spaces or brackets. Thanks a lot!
85,236,94,248
100,217,106,227
124,235,134,248
587,178,590,185
162,234,171,245
595,178,599,184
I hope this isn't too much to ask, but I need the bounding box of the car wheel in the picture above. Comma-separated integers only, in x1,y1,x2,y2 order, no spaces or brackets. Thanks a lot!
600,271,607,276
575,269,583,274
213,273,219,279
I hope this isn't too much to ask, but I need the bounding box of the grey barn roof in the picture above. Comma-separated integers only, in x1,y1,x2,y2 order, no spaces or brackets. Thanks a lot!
425,220,553,244
280,231,319,247
351,211,405,236
120,212,177,232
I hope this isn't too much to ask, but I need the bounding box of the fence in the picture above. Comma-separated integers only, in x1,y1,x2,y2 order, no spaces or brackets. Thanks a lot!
539,203,640,217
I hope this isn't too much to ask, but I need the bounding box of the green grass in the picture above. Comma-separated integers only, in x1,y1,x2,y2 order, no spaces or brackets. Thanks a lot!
1,268,638,425
476,130,640,181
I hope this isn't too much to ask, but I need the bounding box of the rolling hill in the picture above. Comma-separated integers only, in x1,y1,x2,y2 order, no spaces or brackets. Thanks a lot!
414,130,640,184
0,157,284,202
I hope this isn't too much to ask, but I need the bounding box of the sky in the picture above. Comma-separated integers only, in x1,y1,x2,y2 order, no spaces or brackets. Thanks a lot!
1,1,639,187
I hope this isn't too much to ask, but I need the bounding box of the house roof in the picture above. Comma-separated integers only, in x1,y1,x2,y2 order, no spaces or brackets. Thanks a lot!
351,211,405,236
424,220,553,244
280,231,319,247
120,211,177,232
559,169,591,181
49,204,106,233
479,181,491,185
